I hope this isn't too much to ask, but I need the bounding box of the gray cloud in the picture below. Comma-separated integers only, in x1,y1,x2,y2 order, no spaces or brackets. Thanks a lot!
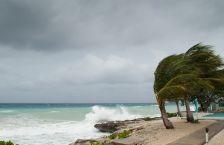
0,0,224,102
1,0,223,51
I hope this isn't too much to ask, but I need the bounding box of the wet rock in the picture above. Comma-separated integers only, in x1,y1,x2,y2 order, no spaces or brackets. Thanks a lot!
94,117,160,133
94,121,125,133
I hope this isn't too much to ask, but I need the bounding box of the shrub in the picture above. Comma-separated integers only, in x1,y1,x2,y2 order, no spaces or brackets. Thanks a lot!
91,141,102,145
167,112,177,118
109,130,132,139
109,133,117,139
117,130,131,139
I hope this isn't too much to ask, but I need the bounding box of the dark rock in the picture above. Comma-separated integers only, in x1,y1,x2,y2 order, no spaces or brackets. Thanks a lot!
94,121,125,133
94,117,161,133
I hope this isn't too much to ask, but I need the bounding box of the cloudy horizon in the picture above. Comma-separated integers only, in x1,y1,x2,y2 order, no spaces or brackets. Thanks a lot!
0,0,224,103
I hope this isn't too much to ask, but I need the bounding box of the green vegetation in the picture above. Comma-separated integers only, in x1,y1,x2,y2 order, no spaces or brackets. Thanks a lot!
142,117,154,121
0,141,15,145
108,133,117,140
109,130,132,139
154,43,224,129
167,112,177,118
91,141,102,145
117,130,131,139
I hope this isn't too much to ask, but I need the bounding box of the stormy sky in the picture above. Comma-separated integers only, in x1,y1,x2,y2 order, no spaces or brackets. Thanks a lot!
0,0,224,103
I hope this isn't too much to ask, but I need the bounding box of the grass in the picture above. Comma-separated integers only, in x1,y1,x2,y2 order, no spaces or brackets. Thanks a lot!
109,130,132,139
91,141,102,145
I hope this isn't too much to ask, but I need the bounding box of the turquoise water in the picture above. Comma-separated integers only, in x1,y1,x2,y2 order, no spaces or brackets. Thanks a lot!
0,103,182,145
203,113,224,119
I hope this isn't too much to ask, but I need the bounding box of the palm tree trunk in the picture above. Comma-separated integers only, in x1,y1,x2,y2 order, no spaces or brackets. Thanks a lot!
158,100,174,129
175,100,182,117
184,97,194,122
198,97,206,112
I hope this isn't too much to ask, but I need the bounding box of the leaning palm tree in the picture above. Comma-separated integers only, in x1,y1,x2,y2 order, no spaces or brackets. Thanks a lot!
154,55,184,129
154,54,203,128
175,100,182,117
155,73,214,128
184,44,224,112
171,44,224,121
154,44,222,128
165,74,214,122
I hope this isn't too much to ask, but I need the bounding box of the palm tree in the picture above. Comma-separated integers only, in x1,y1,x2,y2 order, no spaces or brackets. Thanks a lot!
154,54,208,128
171,44,224,121
184,44,224,112
154,55,184,129
175,100,182,117
159,73,214,122
154,44,222,128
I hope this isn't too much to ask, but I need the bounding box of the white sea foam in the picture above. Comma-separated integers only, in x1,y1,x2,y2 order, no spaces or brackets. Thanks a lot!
85,105,141,123
0,110,15,113
0,105,143,145
49,110,60,113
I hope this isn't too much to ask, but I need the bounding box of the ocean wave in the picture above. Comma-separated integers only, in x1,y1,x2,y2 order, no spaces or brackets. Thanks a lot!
84,105,142,123
0,110,15,113
0,117,103,145
49,110,60,113
0,105,144,145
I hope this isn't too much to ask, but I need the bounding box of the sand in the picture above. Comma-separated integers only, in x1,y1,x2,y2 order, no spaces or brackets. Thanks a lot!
130,118,216,145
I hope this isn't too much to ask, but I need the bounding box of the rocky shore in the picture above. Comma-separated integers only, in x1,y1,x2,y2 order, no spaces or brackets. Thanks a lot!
94,117,161,133
70,116,216,145
70,117,161,145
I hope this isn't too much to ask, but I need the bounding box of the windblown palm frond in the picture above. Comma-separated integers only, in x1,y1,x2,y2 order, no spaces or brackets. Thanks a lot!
165,74,214,91
154,55,181,92
154,54,201,93
185,43,213,56
157,85,186,100
185,44,223,73
157,73,214,100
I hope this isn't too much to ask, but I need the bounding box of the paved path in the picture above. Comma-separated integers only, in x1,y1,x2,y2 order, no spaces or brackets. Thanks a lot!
167,121,224,145
206,128,224,145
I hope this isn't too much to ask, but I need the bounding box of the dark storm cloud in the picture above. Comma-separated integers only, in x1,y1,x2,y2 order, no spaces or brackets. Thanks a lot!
0,0,224,102
1,0,223,51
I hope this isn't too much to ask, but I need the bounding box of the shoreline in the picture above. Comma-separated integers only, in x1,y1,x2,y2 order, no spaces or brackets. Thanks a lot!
70,116,217,145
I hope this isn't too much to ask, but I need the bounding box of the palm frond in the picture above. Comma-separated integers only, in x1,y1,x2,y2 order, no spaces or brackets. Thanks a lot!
157,85,186,100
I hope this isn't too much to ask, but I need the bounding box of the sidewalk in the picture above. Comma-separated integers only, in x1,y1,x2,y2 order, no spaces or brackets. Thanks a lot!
167,120,224,145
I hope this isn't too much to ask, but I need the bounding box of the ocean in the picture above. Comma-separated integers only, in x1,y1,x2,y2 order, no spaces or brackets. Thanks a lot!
0,103,184,145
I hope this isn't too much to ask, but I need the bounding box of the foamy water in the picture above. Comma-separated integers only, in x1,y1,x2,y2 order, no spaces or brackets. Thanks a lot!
0,103,180,145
